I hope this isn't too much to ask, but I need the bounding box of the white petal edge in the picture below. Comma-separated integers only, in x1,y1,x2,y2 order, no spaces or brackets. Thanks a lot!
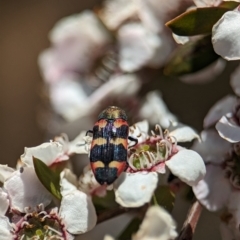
0,165,14,183
59,190,97,234
166,149,206,186
4,167,52,212
0,216,13,240
192,129,231,164
212,11,240,60
169,124,200,142
192,164,231,211
21,141,68,167
132,205,178,240
230,64,240,97
0,188,9,216
114,172,158,207
216,115,240,143
203,95,236,128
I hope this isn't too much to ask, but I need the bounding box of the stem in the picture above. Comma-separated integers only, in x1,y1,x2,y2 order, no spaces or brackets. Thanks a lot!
97,208,131,224
176,201,203,240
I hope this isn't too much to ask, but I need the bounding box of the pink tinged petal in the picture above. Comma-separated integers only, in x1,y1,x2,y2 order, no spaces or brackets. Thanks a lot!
0,188,9,216
59,190,97,234
114,172,158,207
212,11,240,60
169,124,200,142
139,91,177,128
4,167,52,212
21,141,68,167
0,216,13,240
118,23,162,72
192,130,231,164
216,115,240,142
165,149,206,186
132,206,178,240
204,95,236,128
0,165,14,183
192,164,231,211
180,59,226,84
49,78,88,121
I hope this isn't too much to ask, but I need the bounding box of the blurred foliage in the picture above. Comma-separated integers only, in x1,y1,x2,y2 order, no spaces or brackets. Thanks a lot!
164,35,219,76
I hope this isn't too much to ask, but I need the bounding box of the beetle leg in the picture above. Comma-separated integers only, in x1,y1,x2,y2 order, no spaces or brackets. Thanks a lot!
128,136,138,148
86,130,93,136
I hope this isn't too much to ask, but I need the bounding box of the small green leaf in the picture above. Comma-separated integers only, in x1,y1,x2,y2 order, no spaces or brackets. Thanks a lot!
154,185,175,212
163,35,219,76
166,2,239,36
33,157,62,200
118,217,142,240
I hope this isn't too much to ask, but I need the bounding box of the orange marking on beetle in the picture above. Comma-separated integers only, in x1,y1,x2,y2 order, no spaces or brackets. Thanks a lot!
108,161,127,176
96,119,108,128
110,138,127,148
91,161,105,172
113,119,128,128
91,138,107,147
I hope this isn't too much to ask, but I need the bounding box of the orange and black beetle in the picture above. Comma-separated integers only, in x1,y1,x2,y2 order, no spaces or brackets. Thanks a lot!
86,106,137,185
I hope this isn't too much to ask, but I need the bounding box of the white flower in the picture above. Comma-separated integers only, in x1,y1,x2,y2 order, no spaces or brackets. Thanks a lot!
0,168,97,239
192,130,240,214
114,121,205,207
20,141,68,167
103,205,177,240
212,9,240,60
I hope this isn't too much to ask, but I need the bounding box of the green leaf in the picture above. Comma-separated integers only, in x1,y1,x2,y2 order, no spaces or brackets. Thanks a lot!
33,157,62,200
118,217,142,240
163,35,219,76
154,185,175,212
166,1,239,36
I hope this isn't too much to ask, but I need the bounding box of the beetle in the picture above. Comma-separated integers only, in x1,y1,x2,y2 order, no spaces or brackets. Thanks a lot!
86,106,138,185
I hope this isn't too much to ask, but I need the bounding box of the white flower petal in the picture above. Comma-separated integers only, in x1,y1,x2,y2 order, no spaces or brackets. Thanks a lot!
193,0,222,7
21,141,67,167
0,216,13,240
172,33,190,45
169,123,200,142
114,172,158,207
59,190,97,234
129,120,149,144
192,164,231,211
216,115,240,142
0,165,14,183
139,91,177,128
132,205,178,240
204,95,236,128
230,64,240,96
192,129,231,164
68,131,90,154
0,188,9,216
118,23,161,72
60,169,78,196
103,235,115,240
4,167,52,212
212,11,240,60
166,149,206,186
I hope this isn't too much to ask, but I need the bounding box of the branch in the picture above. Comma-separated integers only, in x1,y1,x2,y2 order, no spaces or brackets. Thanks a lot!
177,200,203,240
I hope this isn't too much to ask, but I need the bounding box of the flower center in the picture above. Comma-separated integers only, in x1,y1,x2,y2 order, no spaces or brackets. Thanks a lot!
14,210,67,240
224,143,240,189
128,125,178,171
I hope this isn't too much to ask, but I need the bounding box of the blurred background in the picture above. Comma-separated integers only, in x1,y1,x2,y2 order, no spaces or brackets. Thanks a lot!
0,1,235,239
